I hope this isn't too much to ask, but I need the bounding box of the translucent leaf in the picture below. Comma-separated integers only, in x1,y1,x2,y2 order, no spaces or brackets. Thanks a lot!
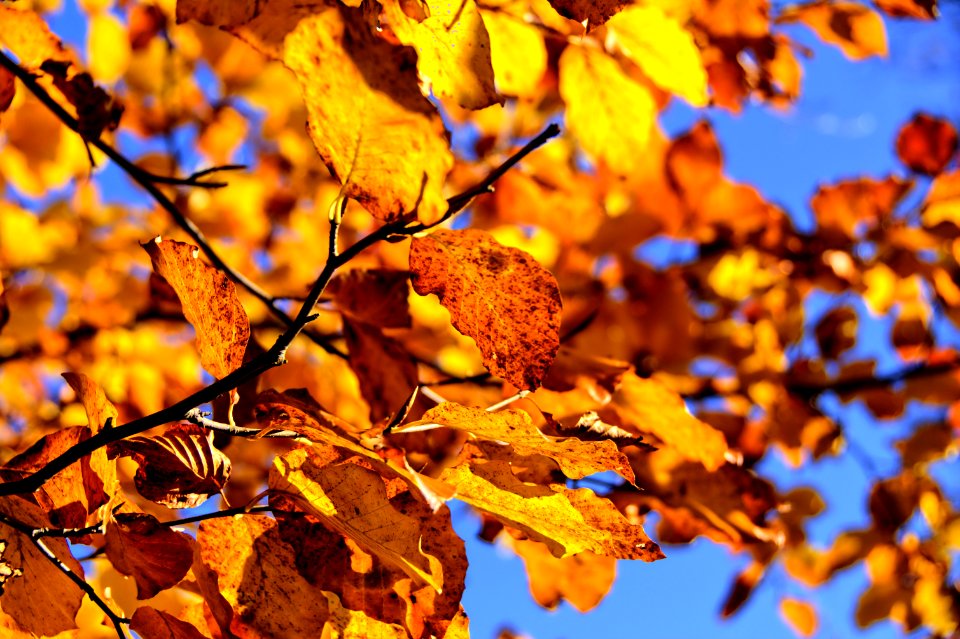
606,6,708,106
0,4,72,68
342,319,418,424
321,590,407,639
409,229,562,390
143,237,250,379
481,8,547,97
130,606,208,639
382,0,501,109
403,402,636,483
780,598,818,637
559,44,656,175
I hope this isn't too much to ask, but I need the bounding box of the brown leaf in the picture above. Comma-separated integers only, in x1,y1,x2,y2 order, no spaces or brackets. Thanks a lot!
0,540,21,595
131,607,209,639
896,113,958,176
108,423,231,509
721,561,765,617
438,460,662,560
198,515,331,637
811,176,912,238
269,447,445,591
553,411,652,451
142,237,250,380
320,590,407,639
105,513,194,599
547,0,627,27
330,269,412,328
777,1,888,60
0,68,13,118
2,426,107,529
874,0,937,19
62,372,118,434
0,497,84,636
815,307,858,360
504,533,616,612
405,402,635,483
666,120,723,206
343,318,419,424
409,229,562,390
39,60,123,140
612,373,729,471
542,347,631,401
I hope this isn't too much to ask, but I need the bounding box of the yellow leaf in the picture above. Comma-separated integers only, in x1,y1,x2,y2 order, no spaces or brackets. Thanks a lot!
0,4,72,68
382,0,501,109
321,591,407,639
778,1,888,60
780,598,818,637
481,9,547,97
88,12,131,83
284,9,453,225
559,44,656,175
612,372,729,471
438,460,663,560
270,448,445,592
405,402,636,483
922,170,960,228
606,5,708,106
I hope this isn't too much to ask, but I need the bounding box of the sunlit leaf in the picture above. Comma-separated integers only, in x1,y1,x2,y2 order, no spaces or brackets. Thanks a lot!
143,237,250,380
895,112,958,176
780,598,818,637
409,229,562,390
778,1,888,60
382,0,501,109
130,606,208,639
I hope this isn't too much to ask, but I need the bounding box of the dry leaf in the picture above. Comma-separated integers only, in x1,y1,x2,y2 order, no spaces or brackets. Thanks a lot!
143,238,250,379
105,513,194,599
406,402,636,483
130,606,209,639
777,1,888,60
409,229,562,390
331,269,412,328
108,423,231,509
895,113,958,176
343,319,419,424
547,0,627,27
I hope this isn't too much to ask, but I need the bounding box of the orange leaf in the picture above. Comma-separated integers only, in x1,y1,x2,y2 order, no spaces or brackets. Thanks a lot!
0,5,72,68
777,1,887,60
811,176,912,237
780,598,819,637
612,373,729,471
874,0,937,19
142,237,250,379
105,513,194,599
108,423,231,509
130,606,208,639
896,113,958,176
409,229,561,390
0,68,13,118
2,426,108,529
406,402,636,483
504,533,616,612
0,497,84,636
62,372,118,434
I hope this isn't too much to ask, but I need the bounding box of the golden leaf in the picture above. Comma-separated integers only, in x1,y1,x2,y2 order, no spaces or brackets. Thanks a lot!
381,0,502,109
780,598,818,637
612,373,728,471
104,513,194,600
409,229,562,390
405,402,636,483
607,5,708,106
439,460,662,560
142,237,250,379
321,590,408,639
270,447,445,591
481,8,547,97
559,43,656,175
0,4,72,68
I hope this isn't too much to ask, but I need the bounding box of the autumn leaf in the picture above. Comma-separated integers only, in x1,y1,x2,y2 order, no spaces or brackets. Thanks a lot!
409,229,562,390
811,176,912,237
130,606,209,639
559,43,656,175
142,237,250,380
777,1,888,60
285,8,453,225
330,269,412,328
0,497,84,636
0,5,72,68
0,69,13,119
343,318,419,424
606,6,708,106
321,590,408,639
874,0,937,19
270,447,445,591
547,0,627,27
108,423,231,509
504,532,616,612
381,0,502,109
895,113,958,176
780,598,818,637
105,513,194,600
480,8,547,97
439,460,663,560
403,402,636,483
612,373,729,471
